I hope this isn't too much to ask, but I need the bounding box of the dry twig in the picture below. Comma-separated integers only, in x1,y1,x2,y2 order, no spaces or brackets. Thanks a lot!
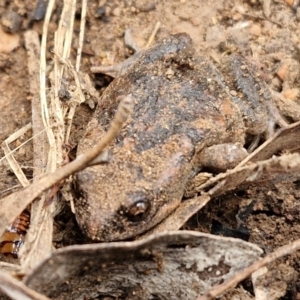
0,270,50,300
197,238,300,300
0,95,134,240
1,124,32,188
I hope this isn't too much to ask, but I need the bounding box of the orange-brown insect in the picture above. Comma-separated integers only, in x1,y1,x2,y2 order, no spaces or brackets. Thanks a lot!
0,210,30,259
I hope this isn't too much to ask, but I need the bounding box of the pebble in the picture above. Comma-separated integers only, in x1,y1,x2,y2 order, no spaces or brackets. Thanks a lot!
1,11,22,33
276,64,289,81
248,24,261,37
283,88,299,101
112,7,121,17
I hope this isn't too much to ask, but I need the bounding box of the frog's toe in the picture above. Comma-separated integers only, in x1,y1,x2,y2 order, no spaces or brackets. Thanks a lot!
90,51,142,78
270,90,300,125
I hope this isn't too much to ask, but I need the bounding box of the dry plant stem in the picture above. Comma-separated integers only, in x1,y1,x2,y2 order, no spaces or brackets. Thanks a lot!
52,0,75,168
0,126,52,165
61,0,76,60
22,30,52,269
262,0,272,18
54,0,81,145
145,21,161,48
0,270,50,300
21,0,87,270
0,261,21,274
0,96,134,238
24,30,48,177
196,238,300,300
40,0,56,173
54,53,86,143
1,124,32,187
75,0,87,71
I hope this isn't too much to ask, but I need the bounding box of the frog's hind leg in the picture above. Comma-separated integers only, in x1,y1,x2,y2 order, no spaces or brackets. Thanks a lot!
221,54,290,141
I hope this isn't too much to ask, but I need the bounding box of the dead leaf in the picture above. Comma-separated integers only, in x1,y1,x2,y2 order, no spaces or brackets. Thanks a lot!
23,231,263,299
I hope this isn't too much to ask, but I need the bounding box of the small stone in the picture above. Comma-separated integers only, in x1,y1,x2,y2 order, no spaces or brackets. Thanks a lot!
248,24,261,37
285,0,294,5
95,6,106,19
276,64,289,80
135,3,156,12
296,7,300,21
232,12,243,21
283,88,299,101
112,7,121,17
0,26,20,53
190,17,200,26
271,76,282,92
165,68,174,79
1,11,22,33
205,26,226,48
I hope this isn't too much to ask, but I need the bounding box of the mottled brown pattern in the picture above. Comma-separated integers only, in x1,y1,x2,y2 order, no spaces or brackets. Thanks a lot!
75,33,273,241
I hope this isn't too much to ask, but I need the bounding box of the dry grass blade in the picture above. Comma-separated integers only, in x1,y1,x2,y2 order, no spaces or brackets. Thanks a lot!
54,53,86,143
197,238,300,300
1,124,32,188
24,31,48,175
56,0,87,144
21,30,51,270
18,0,57,272
75,0,87,72
0,261,21,274
0,126,51,165
53,0,76,151
145,21,161,48
0,270,50,300
1,0,102,274
39,0,56,173
21,0,86,271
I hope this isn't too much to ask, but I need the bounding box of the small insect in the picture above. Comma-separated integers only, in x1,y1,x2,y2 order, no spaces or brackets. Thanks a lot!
0,210,30,259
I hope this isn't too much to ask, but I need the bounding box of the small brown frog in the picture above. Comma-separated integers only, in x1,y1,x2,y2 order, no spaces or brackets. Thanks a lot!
75,33,279,241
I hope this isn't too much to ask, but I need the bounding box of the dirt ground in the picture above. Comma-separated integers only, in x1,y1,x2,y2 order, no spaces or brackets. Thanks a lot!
1,0,300,299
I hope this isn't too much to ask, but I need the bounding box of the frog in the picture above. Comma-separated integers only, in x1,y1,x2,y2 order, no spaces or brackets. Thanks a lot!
75,33,280,241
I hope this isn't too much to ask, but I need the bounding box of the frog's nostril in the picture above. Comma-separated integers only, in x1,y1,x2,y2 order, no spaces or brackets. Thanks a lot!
126,200,151,222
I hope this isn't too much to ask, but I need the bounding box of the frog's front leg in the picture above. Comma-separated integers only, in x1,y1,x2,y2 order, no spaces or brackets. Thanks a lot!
91,33,193,78
90,28,143,77
185,143,248,198
193,143,248,173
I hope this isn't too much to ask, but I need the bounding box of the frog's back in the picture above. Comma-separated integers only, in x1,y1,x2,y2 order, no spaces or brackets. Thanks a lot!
75,33,246,241
91,33,245,154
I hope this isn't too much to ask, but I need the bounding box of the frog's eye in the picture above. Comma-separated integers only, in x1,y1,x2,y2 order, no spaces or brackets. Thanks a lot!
126,199,151,222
